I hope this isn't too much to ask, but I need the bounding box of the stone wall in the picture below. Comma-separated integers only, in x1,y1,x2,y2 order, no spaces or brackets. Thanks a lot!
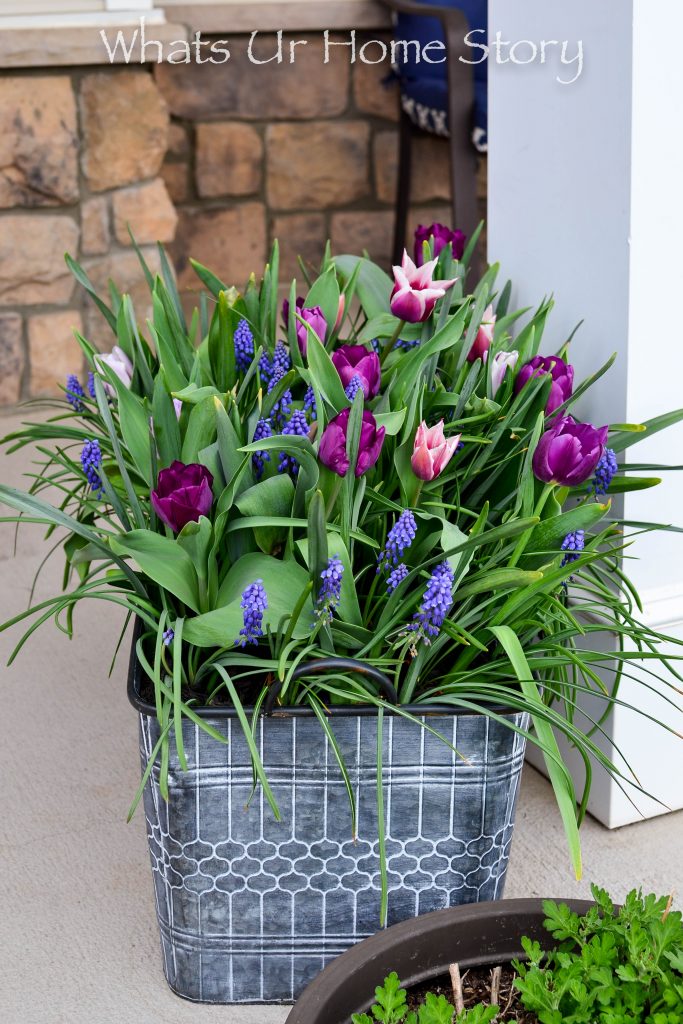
0,33,486,406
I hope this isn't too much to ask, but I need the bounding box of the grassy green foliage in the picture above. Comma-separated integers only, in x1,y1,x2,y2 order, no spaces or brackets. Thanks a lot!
1,234,682,896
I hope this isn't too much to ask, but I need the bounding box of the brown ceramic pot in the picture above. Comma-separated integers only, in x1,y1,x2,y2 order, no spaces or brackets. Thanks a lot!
286,898,595,1024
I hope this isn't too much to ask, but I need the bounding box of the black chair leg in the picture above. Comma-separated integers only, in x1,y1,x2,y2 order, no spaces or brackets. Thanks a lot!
393,109,414,266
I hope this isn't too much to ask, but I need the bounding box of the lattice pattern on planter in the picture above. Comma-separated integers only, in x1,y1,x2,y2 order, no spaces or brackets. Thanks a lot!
139,709,528,1004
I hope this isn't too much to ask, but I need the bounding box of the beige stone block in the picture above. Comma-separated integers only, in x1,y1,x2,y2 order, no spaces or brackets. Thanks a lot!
81,197,110,256
171,203,266,300
112,178,178,246
196,123,263,199
82,247,161,349
155,35,350,120
267,122,370,210
374,130,452,206
168,124,190,159
271,213,327,281
28,310,83,397
0,76,78,209
0,313,24,405
80,72,169,192
331,210,394,266
161,162,190,204
353,58,399,121
0,215,79,306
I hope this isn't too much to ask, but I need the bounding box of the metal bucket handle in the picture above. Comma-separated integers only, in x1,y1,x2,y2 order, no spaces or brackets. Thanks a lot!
264,657,399,715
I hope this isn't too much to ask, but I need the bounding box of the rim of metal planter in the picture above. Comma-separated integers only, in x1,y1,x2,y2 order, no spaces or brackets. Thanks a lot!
127,617,517,719
285,899,597,1024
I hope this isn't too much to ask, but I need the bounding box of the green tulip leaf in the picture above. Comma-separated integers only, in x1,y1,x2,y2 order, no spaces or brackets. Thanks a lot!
110,531,200,613
334,255,393,320
305,267,340,341
185,553,314,646
305,330,348,412
235,475,295,554
181,395,219,464
297,532,362,626
520,501,611,568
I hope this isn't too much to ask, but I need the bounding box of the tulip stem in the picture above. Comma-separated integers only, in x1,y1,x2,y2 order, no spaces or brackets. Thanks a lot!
380,320,406,366
410,479,424,509
325,476,343,520
508,484,555,568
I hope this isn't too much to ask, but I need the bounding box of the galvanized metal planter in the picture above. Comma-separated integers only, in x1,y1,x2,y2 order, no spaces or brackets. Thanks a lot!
129,654,528,1005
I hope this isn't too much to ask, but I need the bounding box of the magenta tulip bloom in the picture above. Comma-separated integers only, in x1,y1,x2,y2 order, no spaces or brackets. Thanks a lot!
283,297,327,357
533,416,608,487
390,251,458,324
151,461,214,532
411,420,462,481
414,223,466,266
318,408,385,478
331,344,381,400
515,355,574,414
467,304,496,363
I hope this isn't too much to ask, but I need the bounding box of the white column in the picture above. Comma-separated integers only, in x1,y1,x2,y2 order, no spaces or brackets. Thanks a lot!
488,0,683,827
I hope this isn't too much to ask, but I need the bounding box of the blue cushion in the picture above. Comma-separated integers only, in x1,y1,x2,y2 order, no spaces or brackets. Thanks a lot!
394,0,488,151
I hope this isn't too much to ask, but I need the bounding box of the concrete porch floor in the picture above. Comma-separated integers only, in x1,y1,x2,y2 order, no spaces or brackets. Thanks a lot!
0,405,681,1024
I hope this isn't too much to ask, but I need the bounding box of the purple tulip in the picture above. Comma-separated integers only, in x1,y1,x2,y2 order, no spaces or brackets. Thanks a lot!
515,355,575,415
414,223,466,266
151,460,214,533
390,251,458,324
331,344,381,400
283,297,328,357
533,416,609,487
318,408,385,478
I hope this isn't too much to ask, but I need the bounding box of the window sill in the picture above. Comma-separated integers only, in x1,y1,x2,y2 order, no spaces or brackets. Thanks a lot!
0,13,186,67
165,1,389,34
0,1,389,69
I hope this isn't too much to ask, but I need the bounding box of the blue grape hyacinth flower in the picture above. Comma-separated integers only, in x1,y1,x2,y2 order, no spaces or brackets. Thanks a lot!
252,418,273,481
237,580,268,646
278,409,309,477
234,319,255,372
410,561,454,647
304,385,317,420
387,563,409,593
317,555,344,623
81,439,104,496
66,374,85,412
378,510,417,573
591,448,618,496
344,374,364,402
561,530,585,567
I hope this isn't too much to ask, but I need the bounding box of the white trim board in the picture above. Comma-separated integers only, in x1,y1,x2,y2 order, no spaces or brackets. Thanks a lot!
0,10,164,27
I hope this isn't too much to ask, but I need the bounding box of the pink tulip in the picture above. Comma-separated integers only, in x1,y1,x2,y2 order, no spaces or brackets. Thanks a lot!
96,345,134,395
467,304,496,363
411,420,462,481
334,294,346,333
390,251,458,324
491,351,519,395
